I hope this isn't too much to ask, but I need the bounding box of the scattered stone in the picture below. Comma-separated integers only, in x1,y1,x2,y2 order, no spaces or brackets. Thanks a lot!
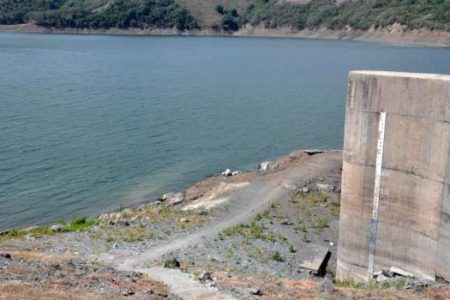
121,208,133,216
257,161,278,172
24,234,35,241
161,193,185,205
197,210,208,216
145,288,154,295
316,183,335,192
320,277,335,299
180,218,189,223
164,258,181,269
98,213,109,221
50,224,65,232
120,288,134,296
283,182,298,191
231,170,241,176
0,253,11,259
376,273,390,282
50,263,61,270
248,288,262,296
281,219,293,226
117,220,130,227
302,187,310,193
198,271,212,282
221,169,232,177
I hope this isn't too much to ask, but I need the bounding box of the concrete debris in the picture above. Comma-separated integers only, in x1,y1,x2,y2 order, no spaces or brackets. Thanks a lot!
389,266,415,278
299,245,331,276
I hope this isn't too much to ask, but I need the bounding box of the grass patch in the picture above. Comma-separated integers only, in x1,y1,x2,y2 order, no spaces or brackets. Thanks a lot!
222,221,286,242
312,217,329,229
0,217,100,241
335,277,411,290
271,251,283,262
63,217,100,232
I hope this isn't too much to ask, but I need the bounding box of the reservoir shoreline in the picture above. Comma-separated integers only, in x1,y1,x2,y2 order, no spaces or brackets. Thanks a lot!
1,23,449,48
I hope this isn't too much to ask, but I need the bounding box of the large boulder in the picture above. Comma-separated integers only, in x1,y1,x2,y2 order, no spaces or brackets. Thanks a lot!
161,192,185,205
257,161,278,172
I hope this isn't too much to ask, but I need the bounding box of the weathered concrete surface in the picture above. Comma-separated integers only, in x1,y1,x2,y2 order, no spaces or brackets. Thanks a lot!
337,71,450,282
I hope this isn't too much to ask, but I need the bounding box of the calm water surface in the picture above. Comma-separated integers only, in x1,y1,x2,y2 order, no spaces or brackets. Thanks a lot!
1,33,449,230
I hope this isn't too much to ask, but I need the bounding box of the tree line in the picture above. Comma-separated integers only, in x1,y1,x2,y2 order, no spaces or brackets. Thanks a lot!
0,0,199,30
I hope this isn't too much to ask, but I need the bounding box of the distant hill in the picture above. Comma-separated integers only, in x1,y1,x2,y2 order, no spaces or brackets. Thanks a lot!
0,0,199,30
1,0,449,33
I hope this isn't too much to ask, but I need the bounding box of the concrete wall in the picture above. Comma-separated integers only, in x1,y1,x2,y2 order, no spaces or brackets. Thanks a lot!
336,71,450,282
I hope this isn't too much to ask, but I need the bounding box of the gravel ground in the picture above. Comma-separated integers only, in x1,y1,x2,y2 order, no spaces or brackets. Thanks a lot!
1,149,449,299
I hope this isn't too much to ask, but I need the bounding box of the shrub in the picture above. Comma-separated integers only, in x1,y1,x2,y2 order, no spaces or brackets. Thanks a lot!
271,251,283,262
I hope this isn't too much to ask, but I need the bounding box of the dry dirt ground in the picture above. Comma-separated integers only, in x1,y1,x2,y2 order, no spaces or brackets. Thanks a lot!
1,150,450,299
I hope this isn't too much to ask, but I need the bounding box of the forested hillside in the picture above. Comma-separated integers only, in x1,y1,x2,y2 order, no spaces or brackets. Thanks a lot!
1,0,449,32
0,0,199,30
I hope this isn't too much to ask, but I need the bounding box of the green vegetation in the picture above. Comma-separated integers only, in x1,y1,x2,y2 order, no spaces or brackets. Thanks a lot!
288,244,296,253
0,0,198,30
63,217,100,232
222,214,287,242
0,216,100,240
216,5,240,31
1,0,449,32
242,0,450,31
335,277,411,290
271,251,283,262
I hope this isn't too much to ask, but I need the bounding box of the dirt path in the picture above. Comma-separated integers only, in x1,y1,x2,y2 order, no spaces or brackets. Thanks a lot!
138,267,236,300
100,151,342,299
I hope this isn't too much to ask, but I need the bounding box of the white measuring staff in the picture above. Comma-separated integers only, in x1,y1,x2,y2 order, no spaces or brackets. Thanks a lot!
368,111,386,275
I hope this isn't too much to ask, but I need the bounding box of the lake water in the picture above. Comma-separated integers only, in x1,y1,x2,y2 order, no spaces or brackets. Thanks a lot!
1,33,449,230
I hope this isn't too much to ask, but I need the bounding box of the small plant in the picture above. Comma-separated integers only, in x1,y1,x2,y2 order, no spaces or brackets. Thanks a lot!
65,217,99,232
255,213,262,221
302,232,311,243
271,251,283,262
288,244,296,253
313,217,329,229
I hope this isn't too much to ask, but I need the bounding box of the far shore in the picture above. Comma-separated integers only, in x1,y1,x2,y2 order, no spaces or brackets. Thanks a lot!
1,23,449,48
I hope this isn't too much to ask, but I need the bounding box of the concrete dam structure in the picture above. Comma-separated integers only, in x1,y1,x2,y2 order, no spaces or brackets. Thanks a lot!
336,71,450,282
